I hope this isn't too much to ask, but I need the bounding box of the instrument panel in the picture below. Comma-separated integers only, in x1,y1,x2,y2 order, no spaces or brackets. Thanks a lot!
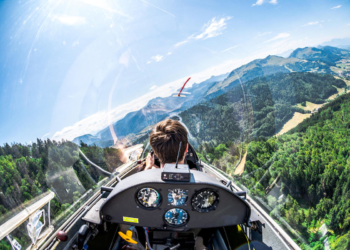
100,169,250,229
135,187,219,227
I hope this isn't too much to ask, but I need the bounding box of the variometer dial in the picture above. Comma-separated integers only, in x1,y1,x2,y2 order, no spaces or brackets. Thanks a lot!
191,189,219,212
167,189,188,206
136,188,161,209
164,208,188,226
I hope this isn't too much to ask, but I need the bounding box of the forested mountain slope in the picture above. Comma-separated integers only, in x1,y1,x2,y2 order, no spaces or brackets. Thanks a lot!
289,46,350,65
180,72,346,146
204,46,349,101
242,93,350,249
73,73,229,147
0,140,124,248
0,140,123,217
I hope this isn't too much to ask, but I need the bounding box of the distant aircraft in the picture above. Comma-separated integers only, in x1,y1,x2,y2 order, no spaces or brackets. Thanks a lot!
173,77,191,97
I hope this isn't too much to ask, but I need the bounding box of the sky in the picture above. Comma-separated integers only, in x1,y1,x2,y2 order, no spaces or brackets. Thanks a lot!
0,0,350,144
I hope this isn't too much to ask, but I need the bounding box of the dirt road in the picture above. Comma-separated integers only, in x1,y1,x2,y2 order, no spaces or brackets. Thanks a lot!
234,152,247,175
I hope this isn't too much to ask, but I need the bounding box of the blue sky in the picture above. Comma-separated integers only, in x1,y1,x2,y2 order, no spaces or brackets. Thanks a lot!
0,0,349,144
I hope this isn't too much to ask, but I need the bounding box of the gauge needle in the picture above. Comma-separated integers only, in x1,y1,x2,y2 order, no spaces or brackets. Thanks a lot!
204,198,209,207
172,193,177,202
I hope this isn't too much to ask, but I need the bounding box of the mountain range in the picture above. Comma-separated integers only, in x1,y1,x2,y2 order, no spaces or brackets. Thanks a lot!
73,45,350,147
73,73,229,147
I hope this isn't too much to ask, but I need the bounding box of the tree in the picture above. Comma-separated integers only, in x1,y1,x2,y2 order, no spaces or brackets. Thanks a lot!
300,209,306,223
306,208,314,226
267,195,277,208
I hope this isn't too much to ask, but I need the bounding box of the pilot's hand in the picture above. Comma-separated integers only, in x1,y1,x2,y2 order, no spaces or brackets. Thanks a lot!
145,153,158,170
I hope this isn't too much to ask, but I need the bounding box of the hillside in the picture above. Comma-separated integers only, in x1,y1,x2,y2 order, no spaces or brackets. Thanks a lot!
241,93,350,249
180,72,346,146
73,73,229,147
204,46,349,100
289,46,350,65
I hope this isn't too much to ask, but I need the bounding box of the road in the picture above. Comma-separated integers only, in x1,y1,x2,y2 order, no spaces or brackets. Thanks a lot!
121,144,143,162
234,152,247,175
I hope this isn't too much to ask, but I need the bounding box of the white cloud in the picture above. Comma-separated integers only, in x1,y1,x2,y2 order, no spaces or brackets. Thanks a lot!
253,0,264,5
147,55,164,64
331,5,341,9
303,21,319,27
195,16,232,40
148,53,171,65
150,85,158,90
174,16,231,47
56,15,86,25
151,55,163,62
348,23,350,26
252,0,277,6
265,33,290,42
174,40,188,47
221,45,239,52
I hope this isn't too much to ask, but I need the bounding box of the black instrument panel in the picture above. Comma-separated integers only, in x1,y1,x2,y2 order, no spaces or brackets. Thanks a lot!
100,169,250,229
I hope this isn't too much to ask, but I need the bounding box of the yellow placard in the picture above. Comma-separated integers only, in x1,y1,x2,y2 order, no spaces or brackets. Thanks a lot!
123,217,139,223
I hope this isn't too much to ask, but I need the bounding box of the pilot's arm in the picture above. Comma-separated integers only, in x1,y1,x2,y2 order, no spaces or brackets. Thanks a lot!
144,153,159,170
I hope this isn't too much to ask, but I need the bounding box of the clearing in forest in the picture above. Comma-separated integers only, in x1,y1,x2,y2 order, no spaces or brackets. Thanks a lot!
334,76,350,86
328,85,345,100
234,152,247,175
277,112,311,136
296,101,323,112
280,86,347,135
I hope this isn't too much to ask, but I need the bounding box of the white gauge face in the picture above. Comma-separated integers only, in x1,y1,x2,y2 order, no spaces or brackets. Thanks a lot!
164,208,188,226
167,189,188,206
137,188,161,209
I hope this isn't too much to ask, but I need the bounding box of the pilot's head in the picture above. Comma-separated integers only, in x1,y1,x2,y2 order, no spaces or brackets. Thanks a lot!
150,119,188,166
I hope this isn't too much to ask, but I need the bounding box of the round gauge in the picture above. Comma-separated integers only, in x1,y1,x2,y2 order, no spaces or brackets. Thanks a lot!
167,189,188,206
164,208,189,226
191,189,219,212
136,188,161,209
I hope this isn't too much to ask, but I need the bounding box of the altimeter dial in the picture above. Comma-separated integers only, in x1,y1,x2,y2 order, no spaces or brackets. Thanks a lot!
191,189,219,212
136,187,161,209
164,208,188,226
167,189,188,206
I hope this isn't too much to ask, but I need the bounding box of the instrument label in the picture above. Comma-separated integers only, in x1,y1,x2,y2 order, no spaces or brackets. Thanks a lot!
123,217,139,223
